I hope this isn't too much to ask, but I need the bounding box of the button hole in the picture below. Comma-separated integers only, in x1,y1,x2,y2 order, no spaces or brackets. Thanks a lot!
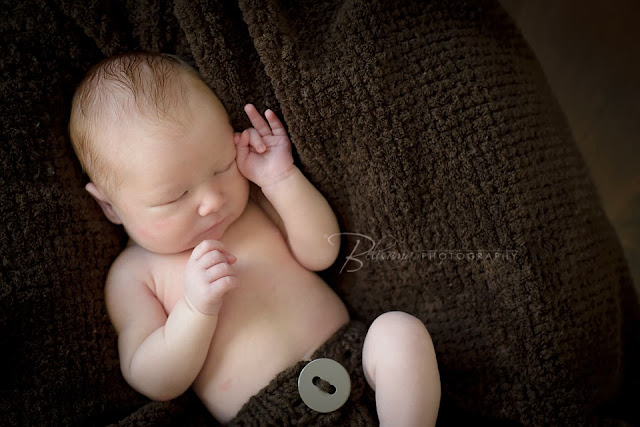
312,376,337,395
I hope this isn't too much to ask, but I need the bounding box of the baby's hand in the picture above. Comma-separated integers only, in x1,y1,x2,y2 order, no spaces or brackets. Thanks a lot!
234,104,295,188
184,240,238,315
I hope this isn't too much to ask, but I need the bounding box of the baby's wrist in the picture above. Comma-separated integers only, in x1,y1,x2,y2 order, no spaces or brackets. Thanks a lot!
183,295,221,317
260,165,299,192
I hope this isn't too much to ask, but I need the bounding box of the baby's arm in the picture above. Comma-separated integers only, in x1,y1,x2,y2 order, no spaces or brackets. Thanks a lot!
261,167,340,271
235,105,340,271
105,240,237,401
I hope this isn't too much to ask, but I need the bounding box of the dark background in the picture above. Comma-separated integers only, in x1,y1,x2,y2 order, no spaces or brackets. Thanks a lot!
501,0,640,292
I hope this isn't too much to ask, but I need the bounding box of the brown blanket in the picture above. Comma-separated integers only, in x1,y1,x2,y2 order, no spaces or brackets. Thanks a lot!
1,0,638,425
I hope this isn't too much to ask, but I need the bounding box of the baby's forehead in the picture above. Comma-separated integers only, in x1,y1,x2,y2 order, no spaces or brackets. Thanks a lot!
101,74,200,132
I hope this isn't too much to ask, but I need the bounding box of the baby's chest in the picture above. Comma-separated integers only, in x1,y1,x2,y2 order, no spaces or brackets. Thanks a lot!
153,223,295,314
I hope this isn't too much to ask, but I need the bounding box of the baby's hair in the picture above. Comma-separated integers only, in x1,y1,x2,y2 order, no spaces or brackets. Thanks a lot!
69,52,200,194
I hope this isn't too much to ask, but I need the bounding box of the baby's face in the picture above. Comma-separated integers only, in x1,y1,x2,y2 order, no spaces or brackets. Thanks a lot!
105,81,249,254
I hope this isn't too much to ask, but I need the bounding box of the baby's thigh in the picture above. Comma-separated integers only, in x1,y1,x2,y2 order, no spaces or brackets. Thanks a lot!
361,311,435,389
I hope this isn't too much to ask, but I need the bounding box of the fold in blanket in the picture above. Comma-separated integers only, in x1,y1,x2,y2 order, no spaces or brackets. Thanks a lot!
1,0,638,425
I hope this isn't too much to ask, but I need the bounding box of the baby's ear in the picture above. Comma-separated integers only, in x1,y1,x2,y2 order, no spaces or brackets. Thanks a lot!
85,182,122,225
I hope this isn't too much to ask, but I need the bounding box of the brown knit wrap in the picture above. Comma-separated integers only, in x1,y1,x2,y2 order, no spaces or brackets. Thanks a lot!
1,0,638,425
230,321,376,426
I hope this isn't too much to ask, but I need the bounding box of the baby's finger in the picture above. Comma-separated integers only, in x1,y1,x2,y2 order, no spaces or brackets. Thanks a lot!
234,131,251,165
198,249,228,269
209,275,238,296
265,109,287,137
247,128,266,153
236,129,251,148
233,132,242,146
191,239,225,261
244,104,272,137
206,262,236,283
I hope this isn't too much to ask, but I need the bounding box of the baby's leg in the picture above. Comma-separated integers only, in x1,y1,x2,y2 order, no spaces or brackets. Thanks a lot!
362,311,440,426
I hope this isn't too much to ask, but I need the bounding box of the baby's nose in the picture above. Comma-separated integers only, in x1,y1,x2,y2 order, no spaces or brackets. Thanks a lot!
198,189,224,216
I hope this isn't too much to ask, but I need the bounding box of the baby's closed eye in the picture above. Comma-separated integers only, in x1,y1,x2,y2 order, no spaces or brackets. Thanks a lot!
156,191,188,206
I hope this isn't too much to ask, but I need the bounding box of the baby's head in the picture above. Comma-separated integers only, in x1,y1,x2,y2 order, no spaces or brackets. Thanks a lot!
70,52,249,254
70,52,200,195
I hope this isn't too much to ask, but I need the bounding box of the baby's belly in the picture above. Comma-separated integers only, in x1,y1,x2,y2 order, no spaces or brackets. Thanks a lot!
191,267,349,423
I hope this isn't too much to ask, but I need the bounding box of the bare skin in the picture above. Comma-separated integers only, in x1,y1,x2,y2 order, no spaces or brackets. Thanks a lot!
87,72,440,425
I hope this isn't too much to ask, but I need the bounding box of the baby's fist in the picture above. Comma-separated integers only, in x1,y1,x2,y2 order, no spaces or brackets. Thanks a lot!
184,240,238,315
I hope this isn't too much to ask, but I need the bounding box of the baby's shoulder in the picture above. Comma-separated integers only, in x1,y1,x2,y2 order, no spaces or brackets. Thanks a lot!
104,245,173,333
106,243,158,286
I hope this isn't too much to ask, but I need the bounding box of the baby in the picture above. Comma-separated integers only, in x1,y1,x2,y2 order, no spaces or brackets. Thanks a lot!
69,52,440,426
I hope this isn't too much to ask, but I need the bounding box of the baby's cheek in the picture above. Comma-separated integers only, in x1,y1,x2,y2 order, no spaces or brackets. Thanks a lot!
134,216,176,243
133,212,191,252
150,215,179,234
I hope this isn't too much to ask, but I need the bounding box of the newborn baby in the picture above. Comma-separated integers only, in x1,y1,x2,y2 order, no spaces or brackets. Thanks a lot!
69,52,440,426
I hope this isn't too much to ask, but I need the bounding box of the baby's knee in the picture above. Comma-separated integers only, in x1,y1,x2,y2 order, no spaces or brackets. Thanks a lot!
362,312,436,383
368,311,432,348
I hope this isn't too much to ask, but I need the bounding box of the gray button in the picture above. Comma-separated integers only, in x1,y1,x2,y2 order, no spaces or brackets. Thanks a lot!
298,358,351,413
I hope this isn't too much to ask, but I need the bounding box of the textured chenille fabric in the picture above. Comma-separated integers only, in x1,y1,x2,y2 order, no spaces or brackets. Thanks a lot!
1,0,638,425
230,321,376,426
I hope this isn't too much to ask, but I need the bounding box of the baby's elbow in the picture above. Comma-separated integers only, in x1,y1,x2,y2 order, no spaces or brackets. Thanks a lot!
147,389,182,402
301,244,340,272
124,367,188,402
133,381,187,402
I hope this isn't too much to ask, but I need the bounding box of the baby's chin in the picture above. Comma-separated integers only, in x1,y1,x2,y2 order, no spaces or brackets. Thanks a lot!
128,216,234,255
190,230,226,249
129,240,185,255
128,235,223,255
186,220,232,249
